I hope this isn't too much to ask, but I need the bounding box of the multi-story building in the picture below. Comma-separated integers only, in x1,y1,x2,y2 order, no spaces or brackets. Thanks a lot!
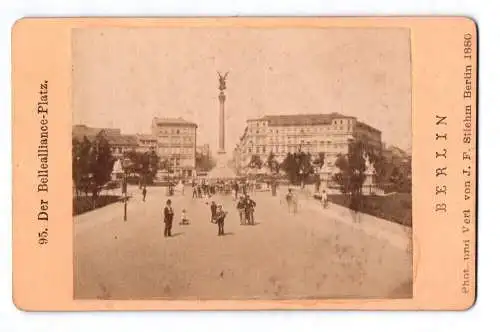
105,134,139,158
234,113,382,171
72,124,138,159
136,134,158,154
151,117,197,177
352,120,383,154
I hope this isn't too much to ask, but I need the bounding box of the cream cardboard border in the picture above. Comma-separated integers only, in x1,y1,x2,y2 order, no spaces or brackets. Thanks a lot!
12,17,477,311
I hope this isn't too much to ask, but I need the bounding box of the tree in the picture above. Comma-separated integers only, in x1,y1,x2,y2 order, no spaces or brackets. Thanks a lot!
148,150,159,180
333,153,348,193
297,152,314,187
279,151,314,185
266,152,279,173
313,152,326,169
72,138,81,195
333,140,366,195
89,136,114,194
123,150,141,173
280,153,298,183
248,154,263,169
124,149,160,185
195,152,215,172
73,136,93,196
72,134,114,198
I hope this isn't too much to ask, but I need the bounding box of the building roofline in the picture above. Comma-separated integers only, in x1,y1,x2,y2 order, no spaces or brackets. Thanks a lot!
245,112,356,127
152,117,198,127
355,120,382,133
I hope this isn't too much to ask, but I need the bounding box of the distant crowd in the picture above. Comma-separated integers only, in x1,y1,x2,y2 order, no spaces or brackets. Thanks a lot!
190,178,258,201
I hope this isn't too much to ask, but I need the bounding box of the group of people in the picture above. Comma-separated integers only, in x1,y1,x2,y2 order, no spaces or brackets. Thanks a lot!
162,193,258,237
209,201,229,236
191,178,259,201
162,199,194,237
191,181,217,199
235,195,257,225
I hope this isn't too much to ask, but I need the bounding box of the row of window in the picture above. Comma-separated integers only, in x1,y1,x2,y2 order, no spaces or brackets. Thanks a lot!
248,136,346,144
162,159,195,166
249,125,350,135
157,137,194,144
139,140,157,145
249,121,268,127
249,119,352,127
155,128,196,135
158,147,195,155
247,143,348,154
246,140,347,146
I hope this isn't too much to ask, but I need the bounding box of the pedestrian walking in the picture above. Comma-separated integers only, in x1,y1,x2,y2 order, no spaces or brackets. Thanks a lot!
210,201,218,223
163,199,174,237
237,196,246,225
321,190,328,209
234,181,239,200
192,184,198,198
142,186,147,202
214,205,228,236
244,195,256,225
285,188,294,214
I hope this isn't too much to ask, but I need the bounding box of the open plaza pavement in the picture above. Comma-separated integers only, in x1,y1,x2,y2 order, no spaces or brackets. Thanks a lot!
74,185,412,300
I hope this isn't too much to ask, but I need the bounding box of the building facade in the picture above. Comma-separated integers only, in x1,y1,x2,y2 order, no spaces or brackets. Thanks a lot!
353,121,383,154
72,124,138,159
234,113,382,171
151,117,197,177
136,134,158,153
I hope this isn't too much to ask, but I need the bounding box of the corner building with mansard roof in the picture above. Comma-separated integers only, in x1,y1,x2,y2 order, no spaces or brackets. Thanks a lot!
234,112,381,171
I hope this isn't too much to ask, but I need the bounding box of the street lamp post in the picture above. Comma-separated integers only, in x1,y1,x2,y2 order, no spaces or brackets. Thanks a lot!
122,158,131,221
123,171,128,221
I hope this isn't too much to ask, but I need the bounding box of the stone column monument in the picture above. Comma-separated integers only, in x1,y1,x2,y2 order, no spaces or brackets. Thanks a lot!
217,71,228,154
207,71,236,179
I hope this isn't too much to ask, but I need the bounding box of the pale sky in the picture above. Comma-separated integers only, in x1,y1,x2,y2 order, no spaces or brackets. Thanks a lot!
72,27,412,151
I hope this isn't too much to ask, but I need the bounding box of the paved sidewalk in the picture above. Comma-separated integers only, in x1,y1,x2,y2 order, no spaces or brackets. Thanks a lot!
276,185,411,251
302,198,412,251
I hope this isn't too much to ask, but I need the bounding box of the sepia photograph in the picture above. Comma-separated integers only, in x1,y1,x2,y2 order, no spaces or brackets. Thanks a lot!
71,27,413,300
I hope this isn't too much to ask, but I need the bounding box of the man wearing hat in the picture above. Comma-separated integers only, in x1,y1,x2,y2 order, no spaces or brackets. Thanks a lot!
163,199,174,237
214,205,228,236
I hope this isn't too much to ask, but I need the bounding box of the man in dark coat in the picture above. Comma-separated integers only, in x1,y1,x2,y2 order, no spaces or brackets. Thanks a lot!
244,195,256,225
233,181,239,200
210,201,218,223
163,199,174,237
236,196,246,225
214,205,227,236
